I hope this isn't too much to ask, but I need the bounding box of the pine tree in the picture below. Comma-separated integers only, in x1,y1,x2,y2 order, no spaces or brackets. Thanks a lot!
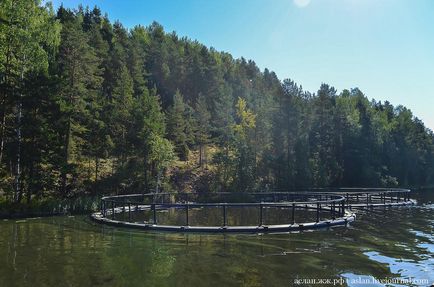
231,97,256,191
309,84,341,187
0,0,60,201
82,7,111,185
166,90,189,160
132,88,166,192
1,3,434,202
56,15,102,194
195,94,211,168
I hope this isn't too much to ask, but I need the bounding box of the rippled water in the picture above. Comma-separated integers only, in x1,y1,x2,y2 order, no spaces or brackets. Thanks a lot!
0,191,433,287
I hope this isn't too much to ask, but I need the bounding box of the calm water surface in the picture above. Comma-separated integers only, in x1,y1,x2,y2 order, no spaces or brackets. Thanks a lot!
0,191,433,287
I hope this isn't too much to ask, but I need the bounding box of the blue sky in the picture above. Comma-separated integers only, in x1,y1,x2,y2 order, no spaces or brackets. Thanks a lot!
51,0,434,130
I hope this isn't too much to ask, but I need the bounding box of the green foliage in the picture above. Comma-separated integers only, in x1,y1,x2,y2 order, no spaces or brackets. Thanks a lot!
0,0,61,202
232,97,257,191
56,14,103,194
233,97,256,140
149,133,176,193
166,91,191,160
1,2,434,209
149,133,176,171
195,94,211,167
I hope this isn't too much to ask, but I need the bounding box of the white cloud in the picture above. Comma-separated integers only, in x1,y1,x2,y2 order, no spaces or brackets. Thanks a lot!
293,0,311,8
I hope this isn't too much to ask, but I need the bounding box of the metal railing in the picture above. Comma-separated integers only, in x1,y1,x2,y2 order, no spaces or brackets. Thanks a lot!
94,188,412,232
99,192,347,227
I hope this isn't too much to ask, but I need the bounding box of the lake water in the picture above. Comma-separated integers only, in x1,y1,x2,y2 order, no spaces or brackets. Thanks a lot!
0,191,433,287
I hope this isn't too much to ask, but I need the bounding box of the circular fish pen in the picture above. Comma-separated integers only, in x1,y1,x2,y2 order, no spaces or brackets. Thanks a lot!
91,188,414,233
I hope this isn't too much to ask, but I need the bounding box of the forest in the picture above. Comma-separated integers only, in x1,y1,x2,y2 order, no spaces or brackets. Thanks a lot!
1,1,434,206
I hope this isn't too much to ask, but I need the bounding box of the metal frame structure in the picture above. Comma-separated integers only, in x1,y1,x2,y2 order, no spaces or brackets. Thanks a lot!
91,188,414,233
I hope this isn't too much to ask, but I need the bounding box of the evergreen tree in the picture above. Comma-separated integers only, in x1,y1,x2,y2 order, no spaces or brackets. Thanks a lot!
195,94,211,168
309,84,342,187
1,3,434,203
232,97,256,191
166,90,189,160
56,14,102,194
132,89,166,192
0,0,60,201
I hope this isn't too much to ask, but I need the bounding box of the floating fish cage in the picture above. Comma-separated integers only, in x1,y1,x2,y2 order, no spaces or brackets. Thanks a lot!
91,188,414,233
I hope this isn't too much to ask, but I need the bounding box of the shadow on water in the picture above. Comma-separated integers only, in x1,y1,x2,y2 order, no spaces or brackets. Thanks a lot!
0,190,433,286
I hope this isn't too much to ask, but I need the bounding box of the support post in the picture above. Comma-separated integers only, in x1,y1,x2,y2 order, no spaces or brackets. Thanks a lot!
332,202,335,220
128,202,131,222
292,203,295,224
259,204,263,226
123,198,126,221
223,204,227,227
341,201,345,217
152,204,157,224
185,203,189,226
316,203,319,223
111,201,115,220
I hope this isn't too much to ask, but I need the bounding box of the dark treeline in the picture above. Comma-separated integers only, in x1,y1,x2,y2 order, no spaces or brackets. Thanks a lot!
1,1,434,203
